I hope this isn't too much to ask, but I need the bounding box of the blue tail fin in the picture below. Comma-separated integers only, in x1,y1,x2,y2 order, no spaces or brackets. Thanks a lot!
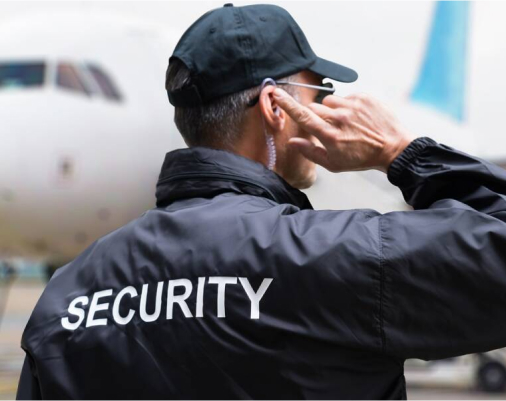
410,1,470,122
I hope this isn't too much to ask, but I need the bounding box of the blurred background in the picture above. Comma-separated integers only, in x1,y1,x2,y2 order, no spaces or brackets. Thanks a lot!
1,1,506,399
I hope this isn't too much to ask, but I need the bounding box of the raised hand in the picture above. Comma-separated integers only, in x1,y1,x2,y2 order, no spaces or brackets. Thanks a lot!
273,89,417,174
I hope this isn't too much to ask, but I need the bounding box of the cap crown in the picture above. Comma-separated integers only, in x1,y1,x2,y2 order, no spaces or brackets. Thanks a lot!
167,4,317,107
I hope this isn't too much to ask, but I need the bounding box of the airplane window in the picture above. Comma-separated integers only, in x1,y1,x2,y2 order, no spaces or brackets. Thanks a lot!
0,62,45,89
86,64,122,102
56,63,91,96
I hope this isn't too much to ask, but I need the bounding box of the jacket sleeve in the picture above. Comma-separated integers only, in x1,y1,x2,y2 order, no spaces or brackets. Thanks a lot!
16,353,42,400
378,136,506,361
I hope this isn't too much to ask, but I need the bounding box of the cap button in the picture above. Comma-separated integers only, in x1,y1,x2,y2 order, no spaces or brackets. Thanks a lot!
223,3,233,7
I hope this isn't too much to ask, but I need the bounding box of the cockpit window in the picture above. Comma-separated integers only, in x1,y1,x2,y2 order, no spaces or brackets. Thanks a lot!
0,62,45,89
1,60,123,102
86,64,122,102
56,63,91,96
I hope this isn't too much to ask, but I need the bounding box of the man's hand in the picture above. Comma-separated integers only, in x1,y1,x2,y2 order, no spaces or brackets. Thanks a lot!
273,88,417,174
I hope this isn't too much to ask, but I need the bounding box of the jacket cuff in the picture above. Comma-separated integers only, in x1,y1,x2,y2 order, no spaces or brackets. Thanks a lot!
387,136,438,186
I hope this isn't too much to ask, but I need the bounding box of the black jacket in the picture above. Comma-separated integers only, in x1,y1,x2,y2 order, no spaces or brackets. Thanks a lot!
17,136,506,399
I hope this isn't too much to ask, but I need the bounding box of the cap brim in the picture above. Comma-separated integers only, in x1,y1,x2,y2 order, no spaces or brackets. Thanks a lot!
307,56,358,83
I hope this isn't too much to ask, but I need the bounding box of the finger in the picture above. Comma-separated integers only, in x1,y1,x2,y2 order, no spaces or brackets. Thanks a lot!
322,94,354,109
287,137,330,169
273,88,335,146
307,103,337,122
309,103,355,128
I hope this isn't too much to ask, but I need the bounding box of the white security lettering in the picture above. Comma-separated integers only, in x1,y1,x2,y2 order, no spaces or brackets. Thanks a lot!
112,286,138,325
140,282,164,322
62,296,89,330
86,289,113,327
167,279,193,319
196,277,206,318
239,278,273,319
63,276,273,329
208,276,237,318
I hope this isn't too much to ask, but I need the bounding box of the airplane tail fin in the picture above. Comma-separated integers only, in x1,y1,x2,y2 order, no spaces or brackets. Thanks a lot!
410,1,471,122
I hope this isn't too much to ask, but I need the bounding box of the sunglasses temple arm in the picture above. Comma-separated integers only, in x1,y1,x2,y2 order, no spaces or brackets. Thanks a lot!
275,81,335,93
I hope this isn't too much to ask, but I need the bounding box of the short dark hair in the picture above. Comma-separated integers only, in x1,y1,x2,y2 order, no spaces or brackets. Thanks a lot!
165,58,301,150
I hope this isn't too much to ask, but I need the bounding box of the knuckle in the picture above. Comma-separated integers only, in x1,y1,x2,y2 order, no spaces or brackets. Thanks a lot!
348,92,370,108
333,110,352,123
286,104,302,119
353,92,368,101
359,93,373,105
295,109,312,125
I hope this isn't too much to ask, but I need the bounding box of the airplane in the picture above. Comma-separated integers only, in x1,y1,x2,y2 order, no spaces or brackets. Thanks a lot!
0,2,505,277
0,12,185,274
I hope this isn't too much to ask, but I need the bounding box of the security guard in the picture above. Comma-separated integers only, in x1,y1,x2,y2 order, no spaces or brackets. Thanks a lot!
17,4,506,400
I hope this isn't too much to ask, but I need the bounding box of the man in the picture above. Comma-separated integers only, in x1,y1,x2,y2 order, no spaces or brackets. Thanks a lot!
17,3,506,400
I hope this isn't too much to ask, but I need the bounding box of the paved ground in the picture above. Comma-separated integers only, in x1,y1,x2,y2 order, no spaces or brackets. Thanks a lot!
0,278,44,399
1,279,505,400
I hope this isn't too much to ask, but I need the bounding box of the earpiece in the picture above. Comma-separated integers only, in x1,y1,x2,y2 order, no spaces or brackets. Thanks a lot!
260,78,278,171
261,77,277,89
261,78,280,117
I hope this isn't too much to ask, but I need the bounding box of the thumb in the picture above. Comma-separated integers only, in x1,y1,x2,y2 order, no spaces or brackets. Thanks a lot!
288,137,329,168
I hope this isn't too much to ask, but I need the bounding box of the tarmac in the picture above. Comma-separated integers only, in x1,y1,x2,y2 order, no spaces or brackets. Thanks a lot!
0,278,43,399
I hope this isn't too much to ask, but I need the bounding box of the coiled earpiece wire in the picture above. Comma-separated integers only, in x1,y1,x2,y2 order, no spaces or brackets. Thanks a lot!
260,78,277,171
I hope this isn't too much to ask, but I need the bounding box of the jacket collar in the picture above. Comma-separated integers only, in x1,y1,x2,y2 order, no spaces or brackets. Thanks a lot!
155,146,313,210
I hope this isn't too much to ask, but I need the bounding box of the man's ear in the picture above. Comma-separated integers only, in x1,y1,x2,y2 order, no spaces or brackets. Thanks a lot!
259,85,285,131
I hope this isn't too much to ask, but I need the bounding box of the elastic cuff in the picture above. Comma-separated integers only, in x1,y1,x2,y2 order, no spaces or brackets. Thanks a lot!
387,136,438,186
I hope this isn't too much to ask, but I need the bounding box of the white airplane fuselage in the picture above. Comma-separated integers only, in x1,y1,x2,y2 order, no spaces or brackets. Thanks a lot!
0,14,184,264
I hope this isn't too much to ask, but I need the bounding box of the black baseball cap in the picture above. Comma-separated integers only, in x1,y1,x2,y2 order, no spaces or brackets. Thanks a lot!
166,3,358,108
